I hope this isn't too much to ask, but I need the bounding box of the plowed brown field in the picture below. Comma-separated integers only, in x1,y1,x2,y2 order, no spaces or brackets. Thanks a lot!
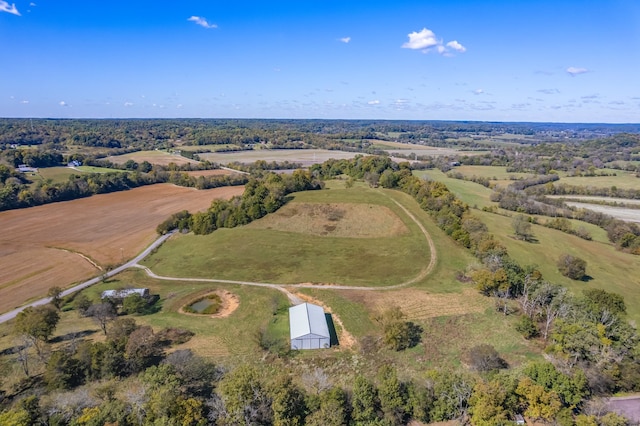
0,184,243,313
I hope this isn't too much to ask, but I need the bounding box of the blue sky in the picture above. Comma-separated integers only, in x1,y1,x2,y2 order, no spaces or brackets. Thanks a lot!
1,0,639,122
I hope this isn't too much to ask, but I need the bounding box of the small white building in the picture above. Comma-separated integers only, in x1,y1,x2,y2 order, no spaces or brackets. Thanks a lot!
101,288,149,300
289,302,331,350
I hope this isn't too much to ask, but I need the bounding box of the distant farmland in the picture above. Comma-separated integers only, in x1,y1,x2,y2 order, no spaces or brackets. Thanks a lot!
106,150,199,166
197,149,361,166
0,184,243,313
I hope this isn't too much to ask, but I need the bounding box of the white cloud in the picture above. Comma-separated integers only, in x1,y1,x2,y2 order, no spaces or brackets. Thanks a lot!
59,101,68,107
124,102,134,107
0,1,20,15
339,37,351,43
567,66,588,76
30,2,36,6
188,16,217,29
367,100,380,105
402,28,439,50
20,100,29,104
446,40,466,53
402,27,466,56
473,89,484,95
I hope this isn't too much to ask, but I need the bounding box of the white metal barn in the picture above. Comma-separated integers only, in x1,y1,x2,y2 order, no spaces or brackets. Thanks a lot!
289,303,331,350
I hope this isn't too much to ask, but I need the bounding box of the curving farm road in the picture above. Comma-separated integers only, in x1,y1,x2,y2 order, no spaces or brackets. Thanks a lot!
0,192,437,323
133,196,437,300
0,231,177,324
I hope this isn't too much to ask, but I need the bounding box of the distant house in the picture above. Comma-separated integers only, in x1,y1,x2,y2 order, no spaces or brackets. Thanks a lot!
514,414,525,425
289,302,331,350
67,160,82,167
16,164,37,173
101,288,149,300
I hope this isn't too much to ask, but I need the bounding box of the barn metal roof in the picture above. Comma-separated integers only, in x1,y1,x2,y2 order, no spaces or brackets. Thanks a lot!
289,303,330,339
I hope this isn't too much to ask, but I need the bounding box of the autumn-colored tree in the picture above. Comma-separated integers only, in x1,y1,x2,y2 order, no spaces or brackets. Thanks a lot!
515,377,562,422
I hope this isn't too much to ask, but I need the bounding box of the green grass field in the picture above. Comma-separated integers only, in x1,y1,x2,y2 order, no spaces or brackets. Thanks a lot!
412,167,640,322
142,188,428,287
26,165,126,186
414,169,495,209
556,169,640,190
0,182,541,381
178,144,243,152
475,210,640,323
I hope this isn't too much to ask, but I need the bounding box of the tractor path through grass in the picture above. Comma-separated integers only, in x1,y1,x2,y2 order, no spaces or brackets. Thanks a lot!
132,191,436,293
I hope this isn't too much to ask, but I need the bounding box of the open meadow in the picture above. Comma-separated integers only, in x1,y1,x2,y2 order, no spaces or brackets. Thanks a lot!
106,150,200,166
197,148,361,166
142,187,429,286
412,167,640,323
27,166,125,186
0,184,243,313
127,184,538,370
555,170,640,190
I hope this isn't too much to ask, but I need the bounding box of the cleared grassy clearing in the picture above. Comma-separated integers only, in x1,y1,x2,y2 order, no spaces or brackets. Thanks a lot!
185,169,235,177
475,209,640,323
198,148,360,166
29,167,76,184
249,202,409,237
106,150,199,166
178,144,242,152
386,147,485,157
142,188,428,287
74,165,124,173
556,170,640,190
452,165,535,181
0,184,243,313
27,166,124,187
414,170,495,209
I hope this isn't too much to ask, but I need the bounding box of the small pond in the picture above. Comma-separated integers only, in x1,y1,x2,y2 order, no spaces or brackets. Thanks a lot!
190,298,214,313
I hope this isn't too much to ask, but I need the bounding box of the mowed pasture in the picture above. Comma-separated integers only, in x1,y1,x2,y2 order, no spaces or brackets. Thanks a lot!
555,170,640,190
99,185,536,368
141,188,430,287
474,209,640,323
197,148,361,166
0,184,243,313
185,169,236,177
106,150,199,166
27,166,126,186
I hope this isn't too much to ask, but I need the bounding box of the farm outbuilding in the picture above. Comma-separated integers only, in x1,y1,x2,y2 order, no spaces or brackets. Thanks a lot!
101,288,149,300
289,302,330,350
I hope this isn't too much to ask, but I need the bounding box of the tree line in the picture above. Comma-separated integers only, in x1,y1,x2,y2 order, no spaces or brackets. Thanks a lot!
156,170,323,235
0,160,248,212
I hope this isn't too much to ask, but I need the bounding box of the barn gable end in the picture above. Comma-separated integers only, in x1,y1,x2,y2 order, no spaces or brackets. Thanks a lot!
289,303,330,350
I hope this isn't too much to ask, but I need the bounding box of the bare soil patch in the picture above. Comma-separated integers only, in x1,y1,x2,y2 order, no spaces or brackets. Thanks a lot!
0,184,243,313
248,202,409,238
562,202,640,223
340,287,487,320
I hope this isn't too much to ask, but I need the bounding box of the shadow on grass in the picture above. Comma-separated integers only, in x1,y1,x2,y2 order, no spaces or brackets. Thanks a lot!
580,275,594,282
325,313,339,347
50,329,97,344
